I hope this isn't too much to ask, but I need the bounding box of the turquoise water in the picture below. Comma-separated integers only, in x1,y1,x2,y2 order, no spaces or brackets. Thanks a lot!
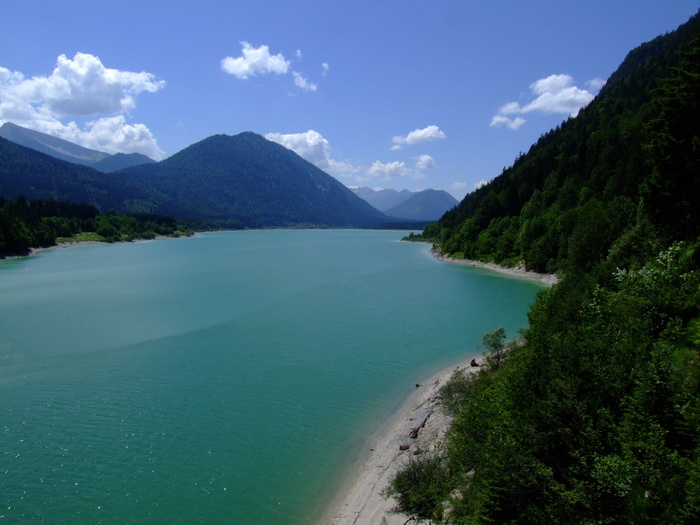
0,230,543,524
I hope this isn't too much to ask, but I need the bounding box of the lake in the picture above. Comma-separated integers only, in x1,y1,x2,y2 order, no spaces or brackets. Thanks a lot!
0,230,543,524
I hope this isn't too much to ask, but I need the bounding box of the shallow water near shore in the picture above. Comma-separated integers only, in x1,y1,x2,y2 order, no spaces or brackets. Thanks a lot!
0,230,543,524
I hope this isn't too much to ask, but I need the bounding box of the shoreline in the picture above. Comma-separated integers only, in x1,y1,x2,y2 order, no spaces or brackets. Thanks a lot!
320,244,556,524
0,235,180,261
320,357,483,525
430,249,560,286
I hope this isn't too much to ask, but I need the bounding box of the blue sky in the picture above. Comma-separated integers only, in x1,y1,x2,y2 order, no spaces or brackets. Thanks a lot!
1,1,697,199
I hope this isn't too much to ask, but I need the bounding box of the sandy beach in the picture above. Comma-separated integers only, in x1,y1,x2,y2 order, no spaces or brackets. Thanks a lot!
321,249,557,524
321,358,482,525
430,249,559,286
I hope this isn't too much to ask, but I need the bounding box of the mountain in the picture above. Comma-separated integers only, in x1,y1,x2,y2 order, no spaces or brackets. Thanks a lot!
384,189,458,220
0,122,155,171
0,131,390,228
115,132,389,227
0,137,164,214
419,11,700,274
351,186,414,212
390,12,700,524
0,122,111,166
91,152,156,172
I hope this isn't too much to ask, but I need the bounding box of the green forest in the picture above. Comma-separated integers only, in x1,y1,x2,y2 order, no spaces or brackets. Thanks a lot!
0,196,192,257
389,13,700,524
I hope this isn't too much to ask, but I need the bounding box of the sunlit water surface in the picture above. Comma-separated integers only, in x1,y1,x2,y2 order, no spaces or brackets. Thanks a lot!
0,230,543,524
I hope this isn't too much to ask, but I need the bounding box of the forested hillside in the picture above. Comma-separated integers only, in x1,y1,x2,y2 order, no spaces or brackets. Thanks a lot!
0,131,390,228
116,132,388,227
390,13,700,524
417,13,699,275
0,196,191,257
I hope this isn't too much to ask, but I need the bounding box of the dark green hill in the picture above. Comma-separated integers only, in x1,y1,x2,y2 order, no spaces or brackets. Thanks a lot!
385,189,458,221
0,131,389,228
390,12,700,524
419,11,700,274
0,137,161,214
91,152,156,172
116,132,388,227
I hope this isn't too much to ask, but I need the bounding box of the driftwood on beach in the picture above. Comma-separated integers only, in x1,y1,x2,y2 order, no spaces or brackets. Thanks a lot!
409,406,435,439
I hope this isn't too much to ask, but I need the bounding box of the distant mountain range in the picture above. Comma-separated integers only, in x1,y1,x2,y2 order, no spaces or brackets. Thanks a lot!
352,186,458,220
0,128,406,228
0,122,156,172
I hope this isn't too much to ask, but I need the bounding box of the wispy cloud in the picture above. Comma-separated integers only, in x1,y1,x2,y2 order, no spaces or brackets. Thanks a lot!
490,74,604,130
292,71,317,92
0,52,165,158
391,125,446,150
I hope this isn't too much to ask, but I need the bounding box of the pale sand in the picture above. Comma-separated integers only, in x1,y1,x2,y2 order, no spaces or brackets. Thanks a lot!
320,249,558,524
320,358,483,525
430,250,559,286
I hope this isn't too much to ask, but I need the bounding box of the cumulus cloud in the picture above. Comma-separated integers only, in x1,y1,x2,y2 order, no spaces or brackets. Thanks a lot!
474,180,488,189
391,125,446,150
265,129,434,184
367,160,421,181
0,52,165,158
265,130,357,176
221,42,320,93
491,74,602,130
221,42,290,79
415,154,435,170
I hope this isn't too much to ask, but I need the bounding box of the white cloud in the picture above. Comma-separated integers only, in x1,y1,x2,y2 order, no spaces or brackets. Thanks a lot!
491,74,601,130
322,63,330,76
265,129,435,184
292,71,317,92
221,42,319,93
392,125,446,149
586,77,606,91
367,160,417,181
265,130,358,176
221,42,290,79
415,154,435,170
474,180,488,189
0,53,165,158
489,115,526,130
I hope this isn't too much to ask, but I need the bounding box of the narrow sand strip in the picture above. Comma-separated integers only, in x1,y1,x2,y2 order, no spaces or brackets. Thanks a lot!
431,250,559,286
321,358,482,525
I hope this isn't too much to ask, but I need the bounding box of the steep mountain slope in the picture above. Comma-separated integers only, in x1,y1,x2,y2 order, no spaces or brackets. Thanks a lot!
390,13,700,524
0,122,155,172
419,11,700,274
0,122,111,166
115,132,388,227
0,132,389,227
0,137,162,214
384,189,458,220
